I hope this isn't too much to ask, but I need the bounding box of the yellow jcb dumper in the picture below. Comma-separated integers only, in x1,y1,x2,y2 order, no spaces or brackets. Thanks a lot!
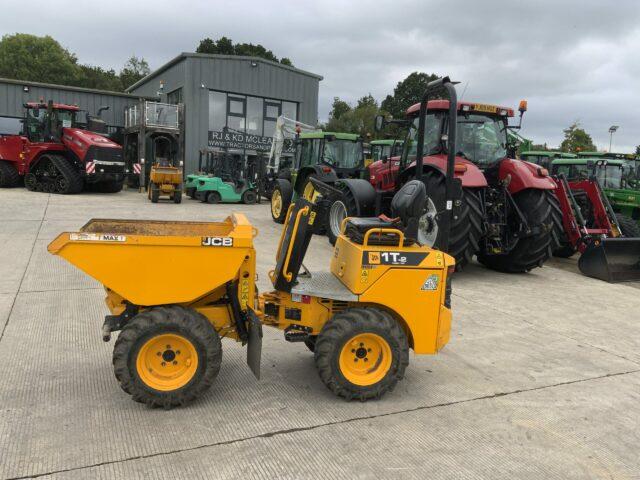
48,78,458,408
148,160,183,204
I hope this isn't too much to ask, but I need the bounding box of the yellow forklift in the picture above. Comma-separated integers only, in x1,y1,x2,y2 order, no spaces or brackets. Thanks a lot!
47,78,459,408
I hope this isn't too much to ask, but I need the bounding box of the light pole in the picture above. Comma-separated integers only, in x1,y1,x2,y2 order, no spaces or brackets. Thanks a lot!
608,125,619,152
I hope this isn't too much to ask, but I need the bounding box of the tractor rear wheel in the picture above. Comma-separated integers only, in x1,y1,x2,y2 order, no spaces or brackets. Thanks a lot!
112,305,222,408
616,213,640,237
478,188,555,273
314,307,409,401
419,171,483,271
0,161,21,188
327,184,358,245
304,336,317,353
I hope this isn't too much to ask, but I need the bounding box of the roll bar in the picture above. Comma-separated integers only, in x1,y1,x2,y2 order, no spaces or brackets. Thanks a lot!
414,76,459,253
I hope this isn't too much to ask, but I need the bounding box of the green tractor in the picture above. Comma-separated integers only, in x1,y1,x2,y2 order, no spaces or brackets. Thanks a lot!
520,150,577,170
270,131,364,223
590,159,640,225
366,139,403,167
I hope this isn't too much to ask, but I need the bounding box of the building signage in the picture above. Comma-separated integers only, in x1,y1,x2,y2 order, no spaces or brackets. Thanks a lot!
208,130,294,153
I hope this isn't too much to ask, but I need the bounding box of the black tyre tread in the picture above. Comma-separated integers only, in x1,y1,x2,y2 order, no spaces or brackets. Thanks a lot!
50,155,83,194
423,171,483,271
206,191,221,204
174,189,182,204
314,307,409,401
112,305,222,408
547,190,576,258
616,213,640,237
271,182,291,223
304,336,317,353
327,184,358,245
242,189,257,204
478,189,554,272
0,161,21,187
95,180,124,193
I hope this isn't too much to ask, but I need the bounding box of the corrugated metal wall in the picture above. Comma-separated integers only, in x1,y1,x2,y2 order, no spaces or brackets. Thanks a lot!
129,54,321,172
0,80,144,127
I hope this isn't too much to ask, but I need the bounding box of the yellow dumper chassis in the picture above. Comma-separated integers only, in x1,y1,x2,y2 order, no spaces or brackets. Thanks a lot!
48,194,454,408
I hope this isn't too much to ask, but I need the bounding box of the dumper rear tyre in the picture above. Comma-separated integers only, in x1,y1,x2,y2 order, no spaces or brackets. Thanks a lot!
314,308,409,401
173,189,182,204
616,214,640,237
478,188,554,273
112,306,222,408
0,161,21,187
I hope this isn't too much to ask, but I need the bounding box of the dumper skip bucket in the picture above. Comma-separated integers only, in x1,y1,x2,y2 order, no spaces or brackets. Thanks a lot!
578,237,640,283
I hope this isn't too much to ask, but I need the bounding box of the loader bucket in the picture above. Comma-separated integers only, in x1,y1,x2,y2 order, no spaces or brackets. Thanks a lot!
578,238,640,283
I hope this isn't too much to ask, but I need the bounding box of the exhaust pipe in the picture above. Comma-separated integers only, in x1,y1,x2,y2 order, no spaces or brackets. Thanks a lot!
579,237,640,283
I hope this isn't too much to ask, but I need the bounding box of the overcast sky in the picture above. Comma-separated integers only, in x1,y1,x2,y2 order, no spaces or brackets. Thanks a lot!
5,1,640,151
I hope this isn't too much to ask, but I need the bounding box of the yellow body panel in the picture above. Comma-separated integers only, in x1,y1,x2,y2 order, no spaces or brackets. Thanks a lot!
48,214,256,307
149,165,183,186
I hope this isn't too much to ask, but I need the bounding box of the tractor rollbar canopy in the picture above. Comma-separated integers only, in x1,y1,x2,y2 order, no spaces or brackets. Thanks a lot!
414,76,459,253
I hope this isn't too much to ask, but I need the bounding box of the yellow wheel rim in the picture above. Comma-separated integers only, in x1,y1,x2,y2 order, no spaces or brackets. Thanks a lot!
136,333,199,391
271,190,282,218
339,333,392,386
303,181,320,203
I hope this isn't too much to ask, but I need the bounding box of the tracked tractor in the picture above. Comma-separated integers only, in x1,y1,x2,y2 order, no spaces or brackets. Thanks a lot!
270,131,365,224
326,96,560,273
0,101,124,193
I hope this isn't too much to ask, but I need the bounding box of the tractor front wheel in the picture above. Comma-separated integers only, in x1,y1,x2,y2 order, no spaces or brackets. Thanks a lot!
616,213,640,237
327,184,358,245
271,180,292,223
112,306,222,408
314,307,409,401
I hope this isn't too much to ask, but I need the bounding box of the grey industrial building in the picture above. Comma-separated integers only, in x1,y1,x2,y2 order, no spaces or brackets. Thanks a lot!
0,53,322,175
126,52,322,172
0,77,146,135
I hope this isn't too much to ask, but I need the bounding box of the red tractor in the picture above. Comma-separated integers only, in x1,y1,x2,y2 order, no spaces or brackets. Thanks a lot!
326,90,561,273
0,101,124,194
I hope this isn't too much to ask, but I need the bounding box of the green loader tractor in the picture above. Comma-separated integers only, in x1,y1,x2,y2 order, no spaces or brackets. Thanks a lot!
270,131,364,223
520,150,577,170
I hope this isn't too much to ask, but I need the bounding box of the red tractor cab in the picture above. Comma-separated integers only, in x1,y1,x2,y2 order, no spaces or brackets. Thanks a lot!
327,96,561,273
0,101,124,193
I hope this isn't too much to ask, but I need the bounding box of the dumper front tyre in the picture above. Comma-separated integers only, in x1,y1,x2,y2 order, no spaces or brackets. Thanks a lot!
112,306,222,408
173,189,182,204
314,308,409,401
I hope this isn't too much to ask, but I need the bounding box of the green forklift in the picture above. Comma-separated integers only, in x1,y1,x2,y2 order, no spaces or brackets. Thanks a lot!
270,131,365,223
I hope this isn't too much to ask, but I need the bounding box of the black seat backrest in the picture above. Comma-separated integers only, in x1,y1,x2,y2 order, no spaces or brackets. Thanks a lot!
390,180,426,243
272,198,316,292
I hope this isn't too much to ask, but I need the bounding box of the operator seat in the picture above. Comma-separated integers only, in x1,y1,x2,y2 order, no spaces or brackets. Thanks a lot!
344,180,427,246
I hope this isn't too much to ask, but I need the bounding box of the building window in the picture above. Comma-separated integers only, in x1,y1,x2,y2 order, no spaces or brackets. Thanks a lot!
0,116,23,135
167,88,183,105
246,97,263,136
209,91,227,132
208,90,298,150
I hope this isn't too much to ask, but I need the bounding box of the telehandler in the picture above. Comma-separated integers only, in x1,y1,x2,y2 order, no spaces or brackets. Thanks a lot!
47,78,458,408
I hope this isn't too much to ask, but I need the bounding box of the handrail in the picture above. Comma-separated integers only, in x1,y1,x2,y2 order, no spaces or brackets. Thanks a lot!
363,228,405,248
282,206,310,281
275,203,296,261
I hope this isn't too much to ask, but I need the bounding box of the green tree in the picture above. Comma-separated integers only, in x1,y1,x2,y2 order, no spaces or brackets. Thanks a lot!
326,95,382,137
635,145,640,156
0,33,81,85
79,65,121,91
328,97,351,122
560,122,596,153
195,36,294,66
357,94,377,109
119,56,150,90
381,72,443,118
